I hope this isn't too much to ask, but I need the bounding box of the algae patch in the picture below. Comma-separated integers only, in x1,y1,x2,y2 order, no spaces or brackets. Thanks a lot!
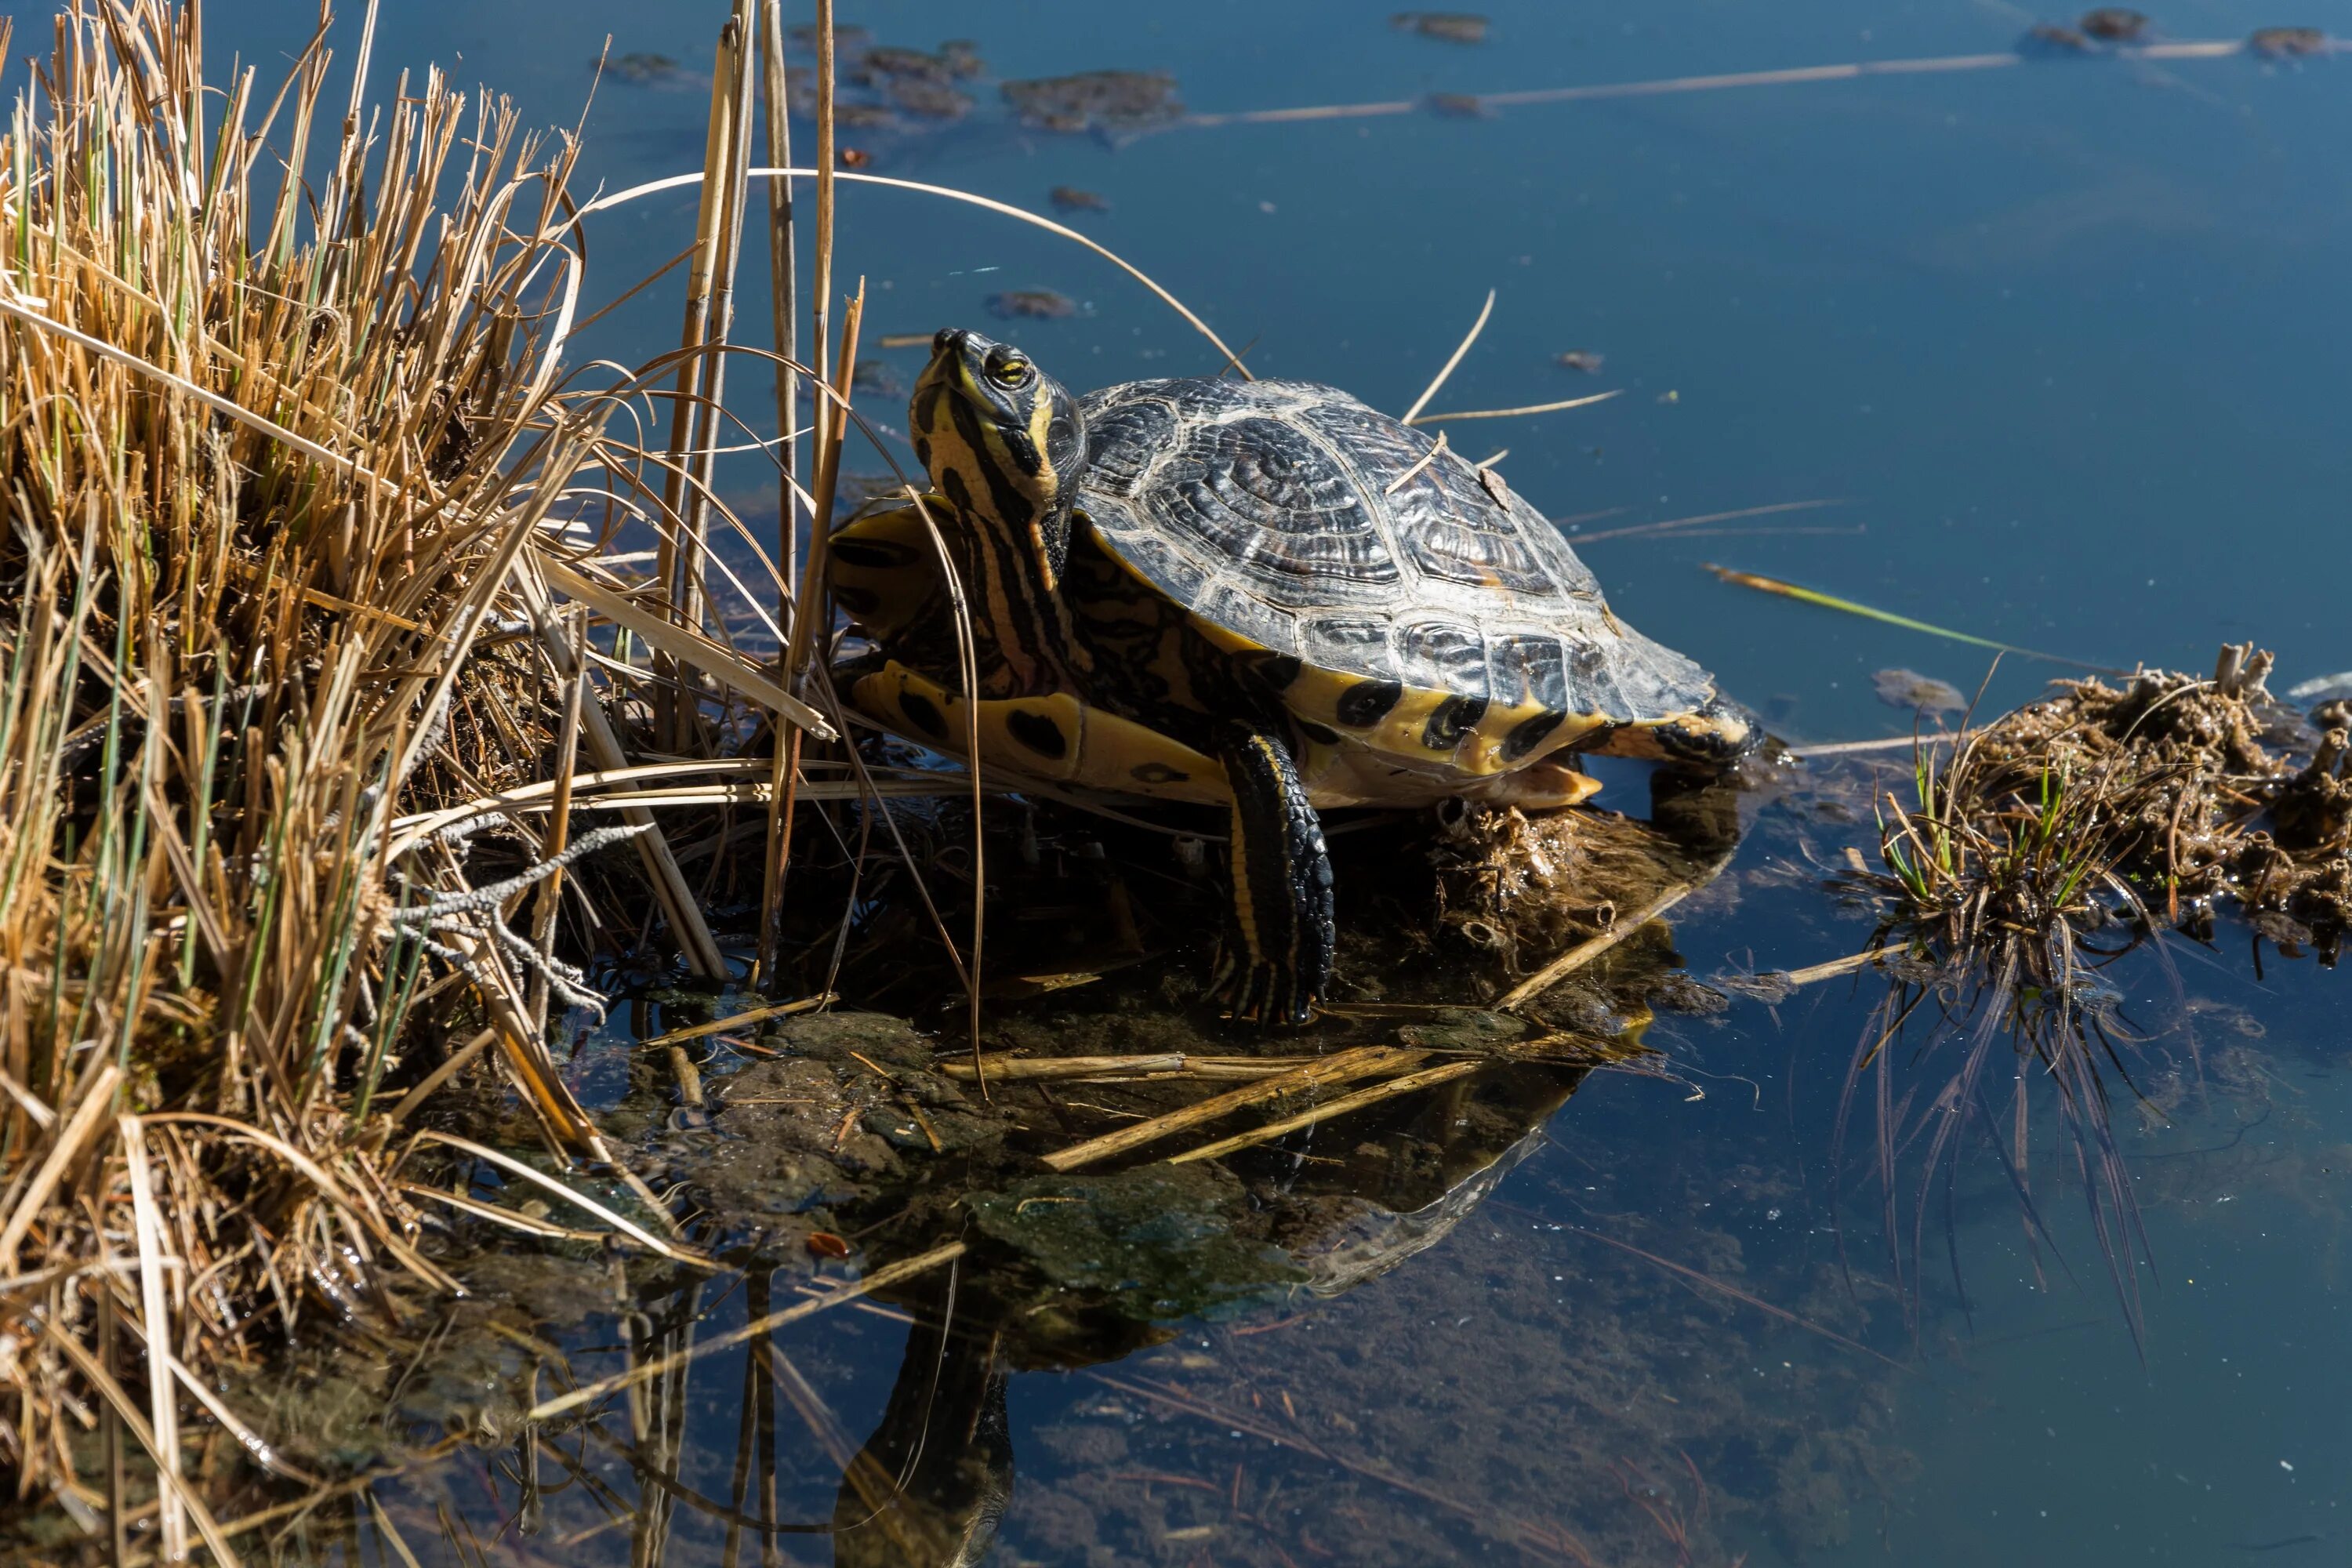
969,1163,1305,1319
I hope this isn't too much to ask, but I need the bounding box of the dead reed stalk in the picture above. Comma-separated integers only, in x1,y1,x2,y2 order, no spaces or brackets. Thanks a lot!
0,0,719,1535
0,0,1298,1540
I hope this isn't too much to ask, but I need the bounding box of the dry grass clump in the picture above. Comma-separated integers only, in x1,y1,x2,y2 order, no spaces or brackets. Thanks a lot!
1953,644,2350,938
1875,644,2350,949
1841,644,2350,1343
0,0,659,1543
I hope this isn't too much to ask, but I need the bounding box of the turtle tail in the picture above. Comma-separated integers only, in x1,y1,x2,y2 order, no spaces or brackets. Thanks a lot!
1213,724,1334,1026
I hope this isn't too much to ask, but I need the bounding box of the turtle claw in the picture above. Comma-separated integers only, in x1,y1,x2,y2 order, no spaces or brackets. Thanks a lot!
1210,935,1317,1028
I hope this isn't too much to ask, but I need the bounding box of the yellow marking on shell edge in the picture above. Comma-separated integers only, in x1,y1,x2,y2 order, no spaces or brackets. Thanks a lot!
1458,701,1614,775
849,660,1230,805
1178,598,1618,775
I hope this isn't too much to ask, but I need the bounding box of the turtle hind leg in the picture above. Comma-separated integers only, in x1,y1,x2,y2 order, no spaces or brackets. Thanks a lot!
1214,724,1334,1026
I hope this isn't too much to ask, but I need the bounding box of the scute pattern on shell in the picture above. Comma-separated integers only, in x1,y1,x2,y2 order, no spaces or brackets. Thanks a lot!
1077,377,1715,724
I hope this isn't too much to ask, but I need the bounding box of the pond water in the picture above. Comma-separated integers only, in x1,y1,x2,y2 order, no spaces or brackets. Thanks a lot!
51,0,2352,1561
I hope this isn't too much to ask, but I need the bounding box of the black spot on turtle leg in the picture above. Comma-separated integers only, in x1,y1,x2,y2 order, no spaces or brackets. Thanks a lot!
1004,706,1069,760
830,536,921,569
1215,724,1334,1027
899,691,948,739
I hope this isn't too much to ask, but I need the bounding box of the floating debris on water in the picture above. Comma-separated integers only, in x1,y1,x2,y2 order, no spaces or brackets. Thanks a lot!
1822,644,2350,1344
1713,967,1798,1004
855,45,963,84
988,288,1080,321
1393,11,1492,44
2079,7,2150,41
2020,22,2093,53
2249,25,2328,56
789,22,873,53
779,33,989,142
1003,69,1185,133
1050,184,1112,213
1556,349,1606,373
1872,667,1968,716
851,358,905,397
603,51,695,88
887,75,974,120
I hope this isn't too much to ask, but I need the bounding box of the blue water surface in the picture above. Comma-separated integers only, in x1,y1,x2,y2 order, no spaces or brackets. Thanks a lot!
24,0,2347,1560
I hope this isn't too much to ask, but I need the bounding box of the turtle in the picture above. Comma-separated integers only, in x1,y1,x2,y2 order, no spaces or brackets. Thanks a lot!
827,329,1756,1022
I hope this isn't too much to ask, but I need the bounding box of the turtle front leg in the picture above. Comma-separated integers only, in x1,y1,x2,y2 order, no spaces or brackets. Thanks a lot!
1214,725,1335,1025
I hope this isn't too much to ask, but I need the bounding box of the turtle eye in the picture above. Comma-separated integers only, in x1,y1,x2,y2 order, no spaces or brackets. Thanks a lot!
989,356,1031,390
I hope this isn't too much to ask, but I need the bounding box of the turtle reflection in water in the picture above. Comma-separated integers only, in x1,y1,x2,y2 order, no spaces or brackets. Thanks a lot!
829,331,1758,1022
829,1057,1611,1566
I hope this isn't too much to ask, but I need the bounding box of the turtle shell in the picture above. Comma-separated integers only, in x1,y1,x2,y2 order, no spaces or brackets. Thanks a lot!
1076,377,1726,774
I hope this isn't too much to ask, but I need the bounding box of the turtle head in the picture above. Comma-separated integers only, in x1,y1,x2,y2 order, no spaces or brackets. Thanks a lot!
912,328,1087,588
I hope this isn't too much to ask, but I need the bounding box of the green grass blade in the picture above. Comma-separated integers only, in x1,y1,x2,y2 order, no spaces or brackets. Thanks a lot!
1704,564,2122,673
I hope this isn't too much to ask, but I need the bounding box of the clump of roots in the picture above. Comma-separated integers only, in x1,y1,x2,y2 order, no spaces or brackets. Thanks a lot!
1428,795,1722,983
